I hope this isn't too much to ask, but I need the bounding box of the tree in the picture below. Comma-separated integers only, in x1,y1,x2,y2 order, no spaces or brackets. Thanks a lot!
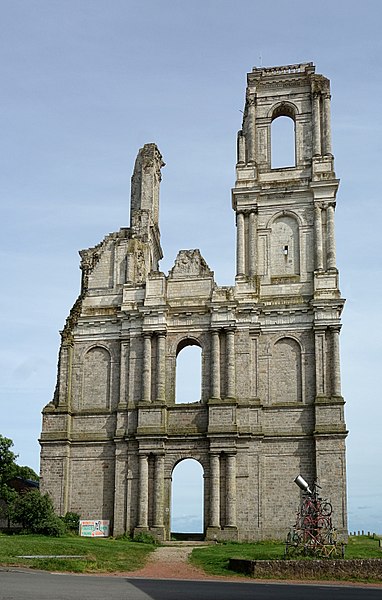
11,489,66,536
14,465,39,482
0,435,39,524
0,435,17,485
0,435,18,519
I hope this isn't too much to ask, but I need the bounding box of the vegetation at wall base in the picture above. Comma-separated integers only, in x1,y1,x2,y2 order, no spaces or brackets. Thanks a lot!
190,540,285,577
0,534,155,573
190,536,382,581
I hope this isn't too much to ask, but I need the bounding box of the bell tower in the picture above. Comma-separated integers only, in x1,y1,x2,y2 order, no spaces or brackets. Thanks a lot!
232,63,347,532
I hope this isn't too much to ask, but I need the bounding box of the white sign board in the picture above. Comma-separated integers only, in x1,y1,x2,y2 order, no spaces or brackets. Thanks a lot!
79,520,110,537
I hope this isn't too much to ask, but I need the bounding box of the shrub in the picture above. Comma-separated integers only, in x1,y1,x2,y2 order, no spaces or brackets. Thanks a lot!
61,512,80,533
133,532,157,544
11,490,65,536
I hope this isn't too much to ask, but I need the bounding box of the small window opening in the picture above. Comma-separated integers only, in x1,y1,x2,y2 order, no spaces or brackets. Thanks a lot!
271,115,296,169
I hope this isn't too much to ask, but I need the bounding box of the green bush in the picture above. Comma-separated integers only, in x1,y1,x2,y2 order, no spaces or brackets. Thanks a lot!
11,490,65,536
61,512,80,533
133,532,158,545
38,515,67,537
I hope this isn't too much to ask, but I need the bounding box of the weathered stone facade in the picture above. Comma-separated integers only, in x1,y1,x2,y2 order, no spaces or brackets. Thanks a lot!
40,63,348,541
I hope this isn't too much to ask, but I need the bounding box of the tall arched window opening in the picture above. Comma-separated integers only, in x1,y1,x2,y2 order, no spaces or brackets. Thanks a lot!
171,458,204,535
271,115,296,168
175,342,202,404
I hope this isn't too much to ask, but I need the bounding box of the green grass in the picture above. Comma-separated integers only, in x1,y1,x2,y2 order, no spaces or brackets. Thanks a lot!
190,536,382,578
0,533,155,573
191,541,285,577
345,535,382,559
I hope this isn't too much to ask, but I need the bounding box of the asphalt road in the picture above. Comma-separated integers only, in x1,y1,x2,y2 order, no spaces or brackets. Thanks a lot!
0,570,381,600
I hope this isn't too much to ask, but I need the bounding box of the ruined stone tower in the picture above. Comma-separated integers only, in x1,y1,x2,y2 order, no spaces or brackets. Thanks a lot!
40,63,347,541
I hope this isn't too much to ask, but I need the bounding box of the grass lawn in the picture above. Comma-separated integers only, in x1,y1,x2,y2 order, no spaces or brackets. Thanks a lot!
190,540,285,577
190,536,382,578
0,534,155,573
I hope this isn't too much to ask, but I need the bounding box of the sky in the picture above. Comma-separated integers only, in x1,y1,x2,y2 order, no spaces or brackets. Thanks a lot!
1,0,381,535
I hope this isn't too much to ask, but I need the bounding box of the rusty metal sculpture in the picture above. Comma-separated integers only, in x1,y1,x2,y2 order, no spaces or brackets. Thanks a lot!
285,475,341,558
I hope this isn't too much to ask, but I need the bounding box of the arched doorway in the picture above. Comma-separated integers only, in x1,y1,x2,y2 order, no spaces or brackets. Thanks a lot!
171,458,204,539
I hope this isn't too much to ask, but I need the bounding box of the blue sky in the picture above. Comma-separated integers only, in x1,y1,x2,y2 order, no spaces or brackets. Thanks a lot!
1,0,381,534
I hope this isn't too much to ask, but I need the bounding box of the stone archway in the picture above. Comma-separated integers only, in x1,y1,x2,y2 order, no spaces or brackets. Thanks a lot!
170,458,204,539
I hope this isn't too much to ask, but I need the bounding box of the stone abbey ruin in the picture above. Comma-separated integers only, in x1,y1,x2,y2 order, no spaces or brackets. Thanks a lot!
40,63,347,541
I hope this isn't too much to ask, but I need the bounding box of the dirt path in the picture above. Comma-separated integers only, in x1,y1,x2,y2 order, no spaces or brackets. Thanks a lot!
125,544,223,580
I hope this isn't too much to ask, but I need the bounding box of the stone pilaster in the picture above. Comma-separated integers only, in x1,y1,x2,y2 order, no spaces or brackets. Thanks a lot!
113,441,127,535
323,93,332,155
211,330,221,399
237,130,246,164
247,96,256,164
314,328,327,397
236,212,245,276
156,333,166,403
331,326,342,396
142,334,152,402
326,203,337,270
225,453,237,528
119,339,129,406
314,204,324,271
313,93,322,156
137,454,149,528
226,329,236,398
209,452,221,528
248,210,257,277
153,454,165,527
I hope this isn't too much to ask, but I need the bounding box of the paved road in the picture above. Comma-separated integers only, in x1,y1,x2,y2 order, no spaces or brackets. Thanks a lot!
0,570,381,600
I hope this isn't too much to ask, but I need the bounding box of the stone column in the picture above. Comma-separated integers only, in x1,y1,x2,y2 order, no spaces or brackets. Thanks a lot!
313,93,322,156
236,212,245,276
210,453,221,528
314,204,324,271
326,203,337,270
113,442,127,535
226,329,236,398
156,332,166,403
225,453,237,528
142,333,152,402
248,210,257,277
247,97,256,164
323,93,332,155
314,329,326,396
153,454,165,527
237,130,246,164
119,339,129,405
57,341,73,407
137,454,149,528
331,327,342,397
211,330,220,399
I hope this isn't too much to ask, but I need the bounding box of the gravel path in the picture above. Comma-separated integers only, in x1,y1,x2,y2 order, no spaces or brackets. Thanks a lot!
125,545,222,580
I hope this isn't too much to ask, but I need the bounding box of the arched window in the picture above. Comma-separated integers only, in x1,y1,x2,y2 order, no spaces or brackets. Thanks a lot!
271,338,302,403
271,214,300,276
271,115,296,169
175,340,202,404
171,458,204,535
82,346,111,409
